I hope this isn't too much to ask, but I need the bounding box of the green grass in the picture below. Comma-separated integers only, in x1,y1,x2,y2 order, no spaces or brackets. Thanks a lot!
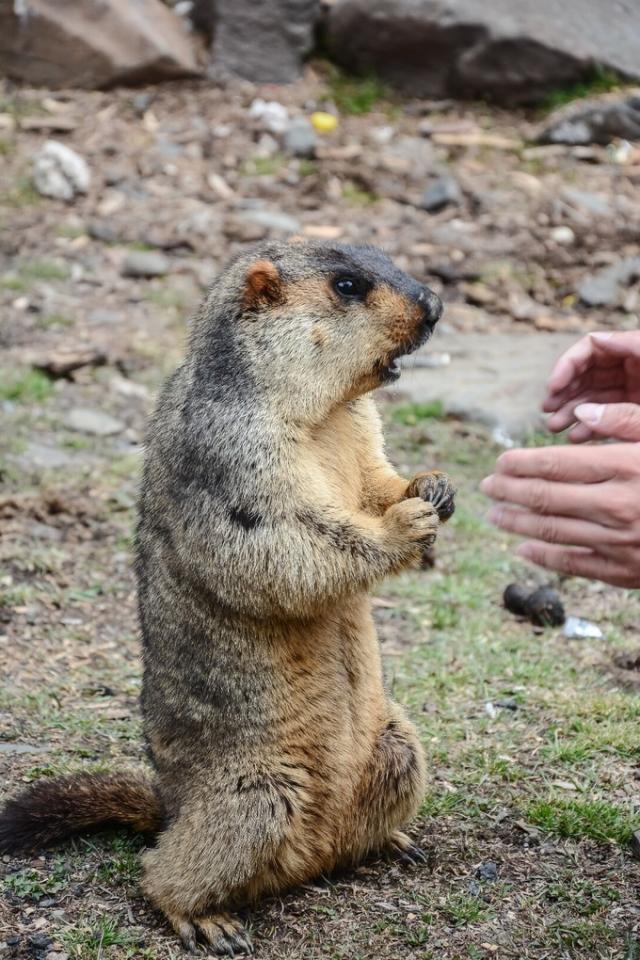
0,260,71,288
0,272,28,292
62,917,140,959
240,153,285,177
442,892,493,926
542,714,640,763
18,259,70,282
390,401,444,426
0,96,46,120
526,798,636,844
39,312,74,329
298,158,319,177
0,369,54,403
3,858,70,901
545,878,620,917
625,936,640,960
93,835,144,887
61,435,91,450
326,66,388,114
548,918,617,953
420,790,480,820
147,286,188,311
0,176,42,208
542,67,622,112
341,183,378,206
56,224,87,239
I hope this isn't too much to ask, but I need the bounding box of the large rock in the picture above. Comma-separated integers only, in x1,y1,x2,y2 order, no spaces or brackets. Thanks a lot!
325,0,640,105
0,0,200,89
202,0,319,83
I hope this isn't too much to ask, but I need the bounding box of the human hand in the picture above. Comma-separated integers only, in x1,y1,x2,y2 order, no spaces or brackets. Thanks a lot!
480,402,640,587
544,331,640,442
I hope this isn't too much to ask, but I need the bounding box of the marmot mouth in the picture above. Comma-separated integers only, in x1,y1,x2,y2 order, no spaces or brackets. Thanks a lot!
378,356,402,383
378,328,432,383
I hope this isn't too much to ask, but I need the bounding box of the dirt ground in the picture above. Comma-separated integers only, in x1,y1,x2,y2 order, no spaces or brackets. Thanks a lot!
1,66,640,960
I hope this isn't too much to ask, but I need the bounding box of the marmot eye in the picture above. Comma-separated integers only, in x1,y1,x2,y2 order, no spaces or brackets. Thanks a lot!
333,275,369,300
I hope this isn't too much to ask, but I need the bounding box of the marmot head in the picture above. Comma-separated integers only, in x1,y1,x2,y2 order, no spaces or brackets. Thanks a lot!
191,241,442,421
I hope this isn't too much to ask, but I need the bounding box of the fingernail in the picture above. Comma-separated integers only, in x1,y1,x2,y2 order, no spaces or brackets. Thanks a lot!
480,476,494,494
574,402,604,426
516,543,534,559
591,331,613,341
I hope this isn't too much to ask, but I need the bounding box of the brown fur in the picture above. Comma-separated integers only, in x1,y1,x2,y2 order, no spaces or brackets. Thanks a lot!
0,242,454,956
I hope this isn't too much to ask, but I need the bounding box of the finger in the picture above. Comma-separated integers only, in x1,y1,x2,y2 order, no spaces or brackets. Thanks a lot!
516,540,633,587
480,472,616,523
546,387,627,431
567,422,595,443
545,333,610,396
546,331,640,396
491,446,616,483
575,402,640,442
487,506,620,547
543,368,628,413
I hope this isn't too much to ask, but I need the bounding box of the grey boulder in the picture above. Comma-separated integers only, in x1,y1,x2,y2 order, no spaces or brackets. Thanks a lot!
203,0,320,83
325,0,640,104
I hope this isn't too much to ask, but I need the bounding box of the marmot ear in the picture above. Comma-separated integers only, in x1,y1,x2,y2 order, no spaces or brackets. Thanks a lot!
244,260,282,309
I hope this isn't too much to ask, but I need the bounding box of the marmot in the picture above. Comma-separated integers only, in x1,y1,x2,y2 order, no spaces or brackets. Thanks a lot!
0,241,455,955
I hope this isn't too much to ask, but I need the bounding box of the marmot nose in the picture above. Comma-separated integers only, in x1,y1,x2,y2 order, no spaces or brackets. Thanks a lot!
418,288,443,327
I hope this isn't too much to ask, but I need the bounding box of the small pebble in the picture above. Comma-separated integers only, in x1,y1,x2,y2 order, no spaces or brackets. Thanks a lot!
32,140,90,201
476,860,499,882
282,116,317,158
248,98,289,134
132,93,154,115
65,408,124,437
495,698,519,711
121,250,170,278
550,225,575,245
28,933,52,950
238,209,300,234
421,176,460,212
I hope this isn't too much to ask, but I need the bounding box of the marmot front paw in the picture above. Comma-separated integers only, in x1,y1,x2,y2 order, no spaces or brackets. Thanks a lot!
384,497,439,551
406,471,456,522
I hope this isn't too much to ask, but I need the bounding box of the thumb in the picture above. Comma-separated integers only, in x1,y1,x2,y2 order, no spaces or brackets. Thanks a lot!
574,402,640,441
